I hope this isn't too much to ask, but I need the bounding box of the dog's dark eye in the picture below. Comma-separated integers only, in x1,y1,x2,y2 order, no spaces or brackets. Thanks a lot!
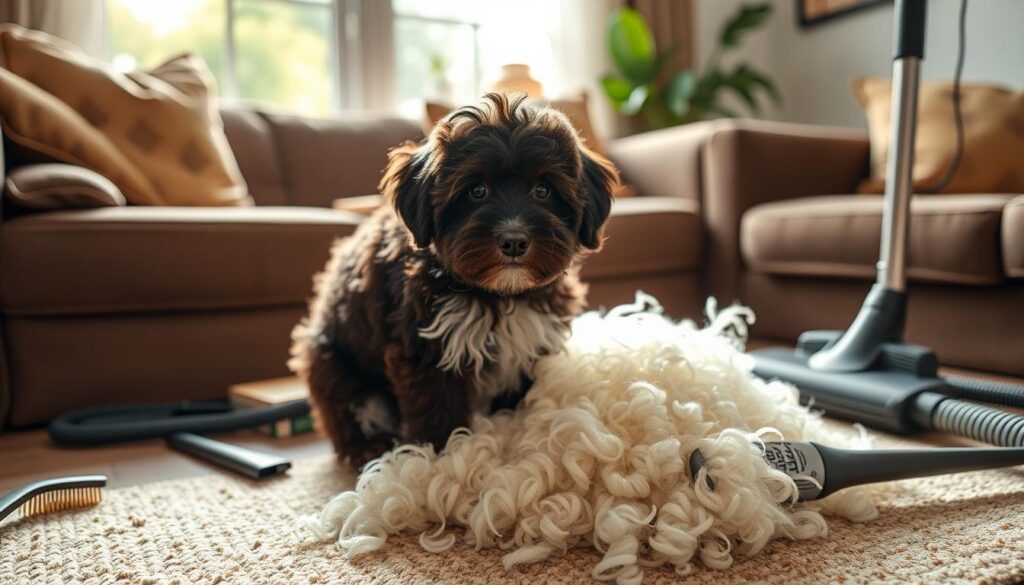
534,183,551,200
469,184,487,200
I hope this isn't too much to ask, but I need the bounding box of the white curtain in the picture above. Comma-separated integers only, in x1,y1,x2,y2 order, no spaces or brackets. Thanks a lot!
335,0,395,111
356,0,394,111
0,0,107,57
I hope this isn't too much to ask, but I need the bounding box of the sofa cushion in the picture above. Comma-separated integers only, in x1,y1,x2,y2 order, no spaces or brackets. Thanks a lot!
1005,195,1024,279
220,108,288,206
741,194,1013,285
0,206,363,316
262,112,422,208
580,196,701,280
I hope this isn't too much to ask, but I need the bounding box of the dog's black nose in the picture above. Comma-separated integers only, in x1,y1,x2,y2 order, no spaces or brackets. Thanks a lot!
498,231,530,257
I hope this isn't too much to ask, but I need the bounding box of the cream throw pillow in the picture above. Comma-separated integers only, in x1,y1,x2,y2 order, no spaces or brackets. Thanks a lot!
854,77,1024,194
0,24,250,206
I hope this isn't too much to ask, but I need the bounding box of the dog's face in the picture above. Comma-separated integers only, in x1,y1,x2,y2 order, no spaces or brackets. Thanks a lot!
380,93,617,295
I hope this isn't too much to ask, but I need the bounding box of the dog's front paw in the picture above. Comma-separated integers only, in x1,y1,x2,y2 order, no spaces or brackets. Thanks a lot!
347,436,398,470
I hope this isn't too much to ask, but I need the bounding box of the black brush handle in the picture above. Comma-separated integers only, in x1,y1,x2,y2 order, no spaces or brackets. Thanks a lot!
692,442,1024,502
815,442,1024,498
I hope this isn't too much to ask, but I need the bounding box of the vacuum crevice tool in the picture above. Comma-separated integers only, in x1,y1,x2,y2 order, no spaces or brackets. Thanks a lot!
166,432,292,479
689,441,1024,501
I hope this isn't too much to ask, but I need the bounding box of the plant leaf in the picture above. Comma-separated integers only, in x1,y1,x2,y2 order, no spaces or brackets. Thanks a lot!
665,71,698,118
722,64,783,115
712,104,742,118
655,45,677,72
724,65,761,114
601,75,635,106
720,3,772,48
695,68,727,105
744,66,782,104
728,84,759,114
607,8,657,84
620,84,650,116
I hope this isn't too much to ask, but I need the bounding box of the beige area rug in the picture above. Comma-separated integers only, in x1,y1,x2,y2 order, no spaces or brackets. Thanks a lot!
2,444,1024,585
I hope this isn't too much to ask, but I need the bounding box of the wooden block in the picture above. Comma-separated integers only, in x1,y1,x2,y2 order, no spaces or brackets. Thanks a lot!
229,377,314,437
229,376,308,406
332,194,383,215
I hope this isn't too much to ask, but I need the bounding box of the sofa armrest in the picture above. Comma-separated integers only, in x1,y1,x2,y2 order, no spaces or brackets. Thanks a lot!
606,121,717,203
703,119,870,301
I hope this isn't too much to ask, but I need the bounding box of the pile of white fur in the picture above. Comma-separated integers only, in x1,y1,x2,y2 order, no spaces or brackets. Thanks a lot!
296,294,878,583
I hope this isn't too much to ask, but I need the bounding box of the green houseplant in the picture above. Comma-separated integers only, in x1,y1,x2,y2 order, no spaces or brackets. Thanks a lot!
601,3,780,130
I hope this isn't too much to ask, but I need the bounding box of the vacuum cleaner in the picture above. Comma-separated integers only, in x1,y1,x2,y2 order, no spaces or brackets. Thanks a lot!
751,0,1024,449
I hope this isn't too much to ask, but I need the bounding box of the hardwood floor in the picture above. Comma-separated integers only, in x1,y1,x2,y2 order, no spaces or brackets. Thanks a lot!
0,428,332,492
0,352,1019,493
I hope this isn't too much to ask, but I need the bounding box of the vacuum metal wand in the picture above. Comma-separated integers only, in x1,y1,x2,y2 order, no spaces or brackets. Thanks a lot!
805,0,926,373
689,441,1024,502
876,0,925,293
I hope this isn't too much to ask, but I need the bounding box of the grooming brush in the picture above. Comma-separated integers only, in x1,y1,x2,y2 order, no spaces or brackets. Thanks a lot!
0,475,107,523
688,442,1024,501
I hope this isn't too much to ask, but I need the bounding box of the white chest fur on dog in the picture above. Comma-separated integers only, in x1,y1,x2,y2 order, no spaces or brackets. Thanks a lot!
419,294,568,408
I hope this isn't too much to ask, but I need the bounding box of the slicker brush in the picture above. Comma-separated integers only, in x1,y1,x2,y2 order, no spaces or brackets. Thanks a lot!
0,475,107,523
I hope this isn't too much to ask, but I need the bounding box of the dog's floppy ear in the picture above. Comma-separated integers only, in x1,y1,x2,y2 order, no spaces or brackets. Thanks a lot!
577,147,617,250
380,141,435,248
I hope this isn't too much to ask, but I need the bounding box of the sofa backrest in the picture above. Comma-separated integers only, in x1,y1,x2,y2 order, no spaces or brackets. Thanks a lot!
220,107,423,208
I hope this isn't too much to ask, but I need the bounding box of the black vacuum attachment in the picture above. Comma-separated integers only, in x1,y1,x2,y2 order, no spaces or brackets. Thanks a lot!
754,330,1024,446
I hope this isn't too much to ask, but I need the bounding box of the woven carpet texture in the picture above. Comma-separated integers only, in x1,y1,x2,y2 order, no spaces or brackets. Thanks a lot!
2,439,1024,585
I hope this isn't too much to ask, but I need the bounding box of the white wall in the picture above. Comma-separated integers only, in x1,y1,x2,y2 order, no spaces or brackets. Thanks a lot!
555,0,620,139
695,0,1024,128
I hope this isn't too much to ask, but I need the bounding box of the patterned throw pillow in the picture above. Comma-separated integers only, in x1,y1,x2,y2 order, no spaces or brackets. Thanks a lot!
0,24,250,206
854,77,1024,194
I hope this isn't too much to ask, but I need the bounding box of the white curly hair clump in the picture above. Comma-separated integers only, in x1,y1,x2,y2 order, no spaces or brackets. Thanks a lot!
296,293,878,583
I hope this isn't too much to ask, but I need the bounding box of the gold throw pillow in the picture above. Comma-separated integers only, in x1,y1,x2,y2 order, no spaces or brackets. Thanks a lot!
853,77,1024,194
0,24,250,206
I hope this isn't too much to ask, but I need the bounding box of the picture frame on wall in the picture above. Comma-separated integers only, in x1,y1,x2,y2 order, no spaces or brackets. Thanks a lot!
797,0,890,28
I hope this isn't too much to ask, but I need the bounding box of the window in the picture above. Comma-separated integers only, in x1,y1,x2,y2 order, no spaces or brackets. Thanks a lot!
108,0,566,116
392,0,563,116
109,0,338,115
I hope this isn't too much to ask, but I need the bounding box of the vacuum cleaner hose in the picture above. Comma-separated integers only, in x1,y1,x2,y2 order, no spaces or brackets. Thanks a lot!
929,395,1024,447
943,375,1024,409
48,399,311,446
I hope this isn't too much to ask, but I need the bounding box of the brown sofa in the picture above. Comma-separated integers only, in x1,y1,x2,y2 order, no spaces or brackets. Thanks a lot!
695,119,1023,377
3,111,1018,430
0,108,705,429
